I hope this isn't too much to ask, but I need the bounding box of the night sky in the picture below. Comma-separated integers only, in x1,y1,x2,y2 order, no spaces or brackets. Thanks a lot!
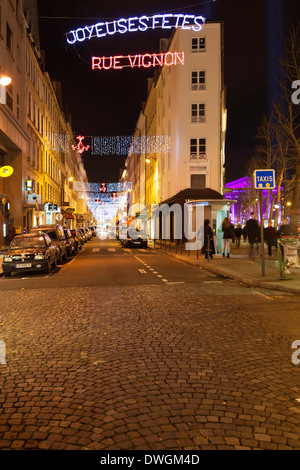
36,0,299,184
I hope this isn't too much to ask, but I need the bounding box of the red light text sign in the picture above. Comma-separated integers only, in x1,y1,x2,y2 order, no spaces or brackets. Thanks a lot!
92,51,184,71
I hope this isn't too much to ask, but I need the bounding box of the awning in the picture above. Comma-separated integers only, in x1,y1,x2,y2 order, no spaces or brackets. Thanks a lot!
63,213,76,219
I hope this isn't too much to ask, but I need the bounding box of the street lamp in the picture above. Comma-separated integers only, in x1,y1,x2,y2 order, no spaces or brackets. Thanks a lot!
0,75,12,86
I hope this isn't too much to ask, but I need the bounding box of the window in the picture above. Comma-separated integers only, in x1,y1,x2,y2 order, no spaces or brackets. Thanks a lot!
16,93,19,119
191,37,206,53
191,174,206,189
191,104,205,123
190,138,206,159
6,23,13,53
6,84,13,111
191,71,206,90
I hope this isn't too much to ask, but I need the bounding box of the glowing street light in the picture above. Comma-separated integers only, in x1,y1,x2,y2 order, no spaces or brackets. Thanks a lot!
0,75,12,86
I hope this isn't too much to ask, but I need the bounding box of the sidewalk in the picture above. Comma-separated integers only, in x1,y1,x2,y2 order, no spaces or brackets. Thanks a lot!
151,240,300,294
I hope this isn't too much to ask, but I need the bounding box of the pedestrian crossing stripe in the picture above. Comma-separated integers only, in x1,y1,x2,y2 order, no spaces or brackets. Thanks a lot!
92,248,100,252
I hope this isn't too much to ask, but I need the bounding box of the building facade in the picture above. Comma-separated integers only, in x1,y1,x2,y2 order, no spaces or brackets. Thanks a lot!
0,0,90,246
122,21,229,249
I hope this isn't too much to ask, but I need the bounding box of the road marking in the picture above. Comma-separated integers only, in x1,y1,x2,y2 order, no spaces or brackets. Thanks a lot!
92,248,100,252
138,269,147,274
157,274,163,278
162,279,168,282
253,291,274,300
108,248,116,252
166,281,185,285
203,280,224,284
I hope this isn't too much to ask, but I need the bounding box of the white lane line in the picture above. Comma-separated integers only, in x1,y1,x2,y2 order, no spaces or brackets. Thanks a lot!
157,274,163,278
166,281,185,285
138,269,147,274
253,291,274,300
153,271,158,274
92,248,100,252
162,279,168,282
108,248,116,252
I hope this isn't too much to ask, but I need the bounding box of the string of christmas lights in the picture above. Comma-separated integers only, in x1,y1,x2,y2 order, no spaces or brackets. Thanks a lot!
74,182,132,192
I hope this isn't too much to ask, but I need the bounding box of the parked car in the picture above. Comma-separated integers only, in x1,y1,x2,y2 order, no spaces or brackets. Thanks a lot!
85,227,92,240
63,228,76,257
70,228,83,251
2,233,58,277
120,228,148,248
89,226,97,237
77,228,87,243
30,224,67,264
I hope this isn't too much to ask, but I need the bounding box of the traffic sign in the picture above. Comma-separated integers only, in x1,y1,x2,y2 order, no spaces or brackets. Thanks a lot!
254,169,275,189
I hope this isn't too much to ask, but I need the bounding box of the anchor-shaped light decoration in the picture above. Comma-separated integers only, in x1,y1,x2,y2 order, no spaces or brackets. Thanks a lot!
72,135,90,154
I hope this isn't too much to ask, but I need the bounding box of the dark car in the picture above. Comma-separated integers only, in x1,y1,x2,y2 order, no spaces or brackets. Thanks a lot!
120,228,148,248
77,228,87,243
89,226,96,237
2,233,58,277
70,229,83,251
63,228,76,257
30,224,67,264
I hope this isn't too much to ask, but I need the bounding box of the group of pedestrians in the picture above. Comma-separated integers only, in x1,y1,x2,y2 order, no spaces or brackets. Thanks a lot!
201,214,294,260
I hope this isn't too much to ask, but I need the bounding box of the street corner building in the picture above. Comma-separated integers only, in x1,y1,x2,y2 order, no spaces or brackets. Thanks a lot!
120,21,233,251
0,0,91,247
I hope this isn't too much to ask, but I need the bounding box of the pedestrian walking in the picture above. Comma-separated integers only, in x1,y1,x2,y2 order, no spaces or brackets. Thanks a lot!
246,212,259,259
234,224,243,248
222,217,234,258
264,221,276,257
201,219,215,259
242,225,247,242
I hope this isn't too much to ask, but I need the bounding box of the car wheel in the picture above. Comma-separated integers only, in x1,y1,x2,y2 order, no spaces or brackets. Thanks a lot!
44,259,51,274
4,272,11,278
52,254,57,268
58,251,63,265
63,250,67,260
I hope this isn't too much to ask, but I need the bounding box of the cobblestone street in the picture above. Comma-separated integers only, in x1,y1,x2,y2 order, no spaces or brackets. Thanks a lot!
1,245,300,451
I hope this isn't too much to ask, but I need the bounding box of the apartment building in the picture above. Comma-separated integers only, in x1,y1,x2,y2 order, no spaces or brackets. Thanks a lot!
123,22,231,249
0,0,89,245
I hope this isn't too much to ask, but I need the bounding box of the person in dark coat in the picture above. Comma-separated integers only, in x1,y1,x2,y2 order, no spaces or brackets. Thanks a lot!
246,212,259,259
234,224,243,248
222,217,234,257
264,221,276,256
201,219,215,259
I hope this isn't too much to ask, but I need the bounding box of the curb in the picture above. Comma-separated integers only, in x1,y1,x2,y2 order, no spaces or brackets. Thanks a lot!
151,247,300,295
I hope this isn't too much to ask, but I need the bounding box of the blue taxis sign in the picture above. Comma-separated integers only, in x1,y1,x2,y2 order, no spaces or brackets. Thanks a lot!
254,169,275,189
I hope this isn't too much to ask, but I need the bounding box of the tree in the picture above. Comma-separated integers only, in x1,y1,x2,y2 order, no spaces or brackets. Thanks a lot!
246,23,300,230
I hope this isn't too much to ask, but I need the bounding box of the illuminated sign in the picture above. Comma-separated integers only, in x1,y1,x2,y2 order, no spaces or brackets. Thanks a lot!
72,135,90,154
25,179,34,191
92,51,184,70
45,203,59,212
66,14,205,45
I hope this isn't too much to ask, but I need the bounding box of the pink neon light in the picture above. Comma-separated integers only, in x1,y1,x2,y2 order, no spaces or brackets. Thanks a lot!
72,135,90,154
92,51,185,70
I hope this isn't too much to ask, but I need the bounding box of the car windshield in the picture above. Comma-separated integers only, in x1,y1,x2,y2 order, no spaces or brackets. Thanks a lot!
45,231,58,240
11,236,46,249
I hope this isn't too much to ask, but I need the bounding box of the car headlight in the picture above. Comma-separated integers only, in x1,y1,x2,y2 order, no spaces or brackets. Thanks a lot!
34,254,46,260
3,257,12,262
